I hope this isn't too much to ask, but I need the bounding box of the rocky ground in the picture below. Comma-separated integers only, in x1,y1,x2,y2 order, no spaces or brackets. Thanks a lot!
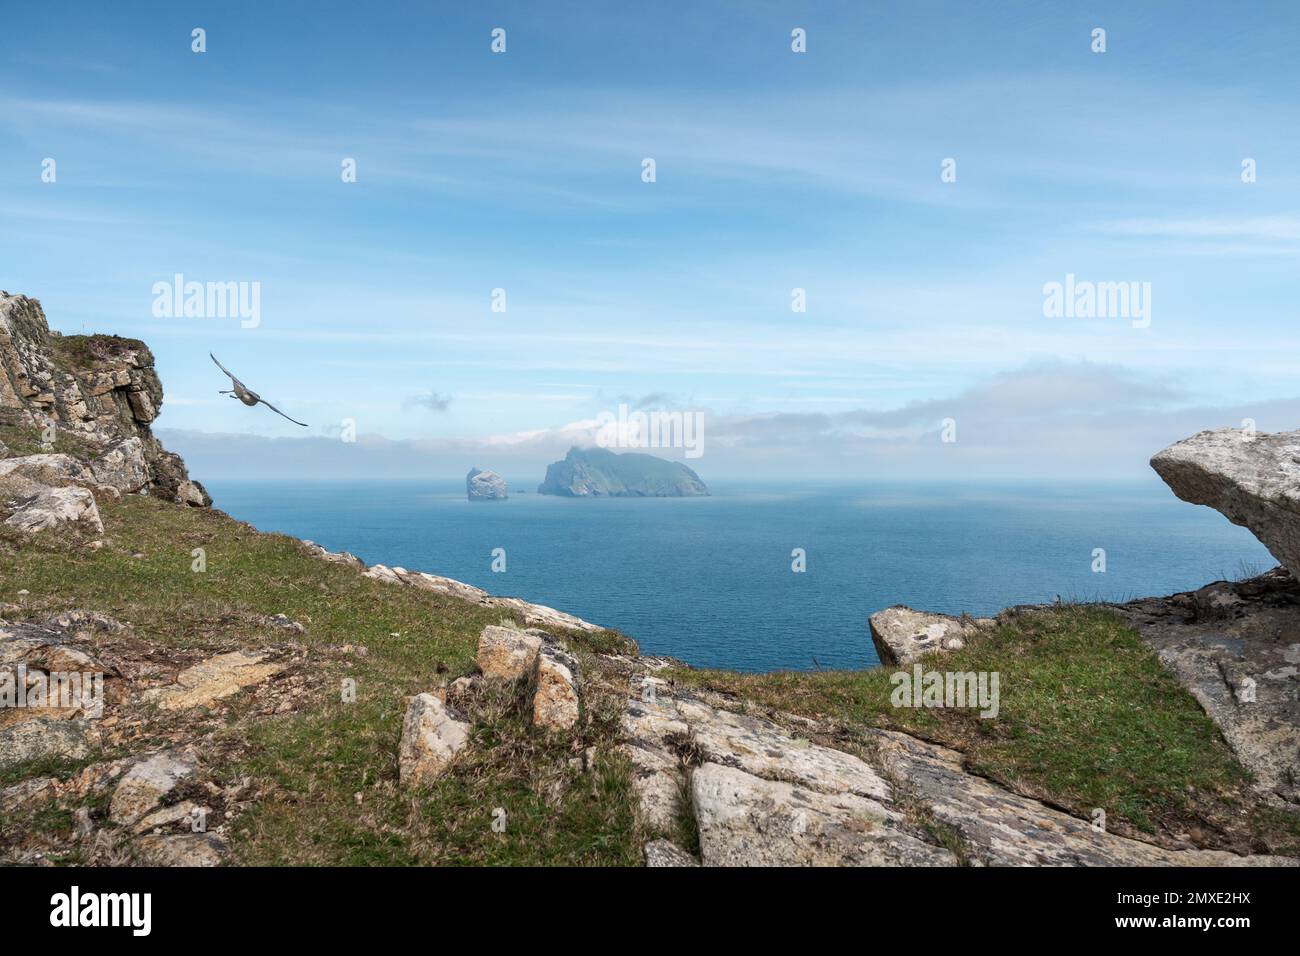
0,608,312,865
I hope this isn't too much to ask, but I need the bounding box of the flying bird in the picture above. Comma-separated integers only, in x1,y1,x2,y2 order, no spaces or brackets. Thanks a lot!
210,353,307,426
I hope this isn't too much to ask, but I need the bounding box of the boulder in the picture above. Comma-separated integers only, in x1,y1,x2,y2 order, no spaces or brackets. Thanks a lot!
476,625,542,681
1152,427,1300,579
176,480,209,507
467,467,508,501
868,606,989,666
398,693,471,788
490,597,605,634
361,563,403,585
109,752,197,825
395,568,490,601
531,644,581,731
3,485,104,535
127,388,156,423
353,556,607,634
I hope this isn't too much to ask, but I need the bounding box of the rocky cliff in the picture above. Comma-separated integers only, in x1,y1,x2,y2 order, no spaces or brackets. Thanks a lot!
538,446,709,497
0,293,208,508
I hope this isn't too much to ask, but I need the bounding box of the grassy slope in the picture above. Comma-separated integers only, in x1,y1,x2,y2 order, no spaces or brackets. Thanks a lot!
1,482,1295,861
0,494,641,865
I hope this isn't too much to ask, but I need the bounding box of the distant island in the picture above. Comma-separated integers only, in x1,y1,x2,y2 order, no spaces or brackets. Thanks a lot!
537,446,709,497
466,467,507,501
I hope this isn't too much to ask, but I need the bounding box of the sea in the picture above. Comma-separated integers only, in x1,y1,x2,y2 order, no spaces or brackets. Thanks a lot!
204,478,1273,672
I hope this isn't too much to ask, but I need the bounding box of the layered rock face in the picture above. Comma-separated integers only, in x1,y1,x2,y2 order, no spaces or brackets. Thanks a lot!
466,467,508,501
538,446,708,497
1151,428,1300,578
0,292,208,507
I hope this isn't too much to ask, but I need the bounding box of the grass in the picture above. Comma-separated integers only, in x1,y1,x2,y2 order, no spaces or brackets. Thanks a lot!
46,332,150,371
3,493,1296,862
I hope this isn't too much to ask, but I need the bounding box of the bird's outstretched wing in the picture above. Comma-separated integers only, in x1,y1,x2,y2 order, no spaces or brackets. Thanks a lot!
209,353,244,389
257,398,308,427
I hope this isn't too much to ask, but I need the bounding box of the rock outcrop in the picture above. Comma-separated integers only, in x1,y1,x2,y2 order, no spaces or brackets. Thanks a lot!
1144,429,1300,804
531,643,581,731
1152,428,1300,578
0,292,209,507
1,608,295,866
477,624,542,681
1118,568,1300,806
141,650,287,711
398,693,472,788
466,467,508,501
339,552,609,636
109,751,197,826
475,624,583,731
538,446,708,497
622,669,1294,867
3,485,103,536
869,606,992,665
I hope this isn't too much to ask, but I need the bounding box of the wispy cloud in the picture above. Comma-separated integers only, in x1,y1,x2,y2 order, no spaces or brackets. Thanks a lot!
402,390,453,412
1094,217,1300,241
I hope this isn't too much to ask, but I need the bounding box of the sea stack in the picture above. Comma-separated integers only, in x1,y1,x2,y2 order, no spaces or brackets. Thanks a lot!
537,446,708,497
466,467,508,501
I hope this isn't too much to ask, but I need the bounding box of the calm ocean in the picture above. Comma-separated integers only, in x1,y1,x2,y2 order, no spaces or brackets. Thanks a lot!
205,478,1273,672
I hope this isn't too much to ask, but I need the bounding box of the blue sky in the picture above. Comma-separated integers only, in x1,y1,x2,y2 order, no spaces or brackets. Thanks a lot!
3,1,1298,479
